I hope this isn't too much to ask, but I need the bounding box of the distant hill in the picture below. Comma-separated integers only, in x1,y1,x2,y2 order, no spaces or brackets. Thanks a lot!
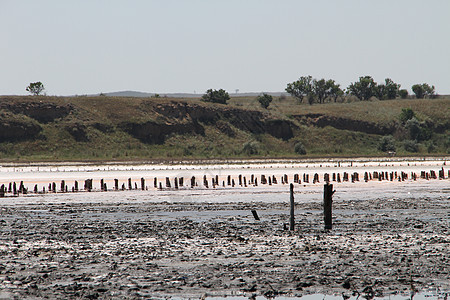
102,91,288,98
0,95,448,162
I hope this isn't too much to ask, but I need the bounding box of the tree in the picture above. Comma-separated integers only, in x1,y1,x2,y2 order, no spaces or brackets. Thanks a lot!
257,93,273,109
412,83,435,99
327,80,344,102
285,76,313,103
312,78,328,104
411,84,424,99
202,89,230,104
383,78,401,100
26,82,45,95
347,76,377,100
398,89,409,99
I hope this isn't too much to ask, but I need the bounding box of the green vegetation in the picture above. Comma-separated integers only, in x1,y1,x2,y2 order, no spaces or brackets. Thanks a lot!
26,82,45,96
0,95,448,162
378,136,396,152
411,83,436,99
286,75,437,102
285,76,343,105
294,142,306,155
202,89,230,104
257,93,273,109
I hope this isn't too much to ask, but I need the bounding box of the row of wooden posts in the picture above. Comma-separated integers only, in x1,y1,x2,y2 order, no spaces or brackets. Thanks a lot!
0,168,447,197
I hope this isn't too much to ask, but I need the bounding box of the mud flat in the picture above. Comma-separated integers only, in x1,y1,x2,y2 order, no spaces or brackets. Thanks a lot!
0,159,449,299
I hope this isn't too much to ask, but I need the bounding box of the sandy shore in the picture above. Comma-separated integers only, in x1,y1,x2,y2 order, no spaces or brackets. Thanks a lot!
0,159,449,299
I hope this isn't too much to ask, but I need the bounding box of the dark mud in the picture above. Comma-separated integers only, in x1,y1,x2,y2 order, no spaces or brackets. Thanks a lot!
0,197,449,299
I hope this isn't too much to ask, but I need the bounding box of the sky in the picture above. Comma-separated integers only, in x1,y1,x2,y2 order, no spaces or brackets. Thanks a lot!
1,0,449,96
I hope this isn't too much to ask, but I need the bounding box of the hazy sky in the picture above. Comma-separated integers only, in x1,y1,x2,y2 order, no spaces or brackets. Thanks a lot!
1,0,449,96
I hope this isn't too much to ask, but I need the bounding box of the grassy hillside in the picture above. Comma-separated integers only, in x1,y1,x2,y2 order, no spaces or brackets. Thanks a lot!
0,95,448,162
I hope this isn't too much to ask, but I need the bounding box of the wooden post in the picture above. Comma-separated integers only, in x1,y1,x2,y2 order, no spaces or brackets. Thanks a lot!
75,181,79,192
289,183,295,231
0,185,4,197
251,210,260,221
100,179,104,191
114,179,118,191
324,183,334,230
128,178,132,190
141,178,145,190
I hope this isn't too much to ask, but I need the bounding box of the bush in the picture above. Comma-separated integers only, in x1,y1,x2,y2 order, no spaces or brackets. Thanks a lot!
257,93,273,109
202,89,230,104
426,141,436,153
378,136,396,152
399,108,415,123
294,142,307,155
405,117,431,141
242,141,259,155
403,140,419,152
398,89,408,99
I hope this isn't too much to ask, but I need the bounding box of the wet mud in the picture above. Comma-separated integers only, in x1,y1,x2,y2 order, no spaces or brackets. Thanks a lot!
0,194,449,299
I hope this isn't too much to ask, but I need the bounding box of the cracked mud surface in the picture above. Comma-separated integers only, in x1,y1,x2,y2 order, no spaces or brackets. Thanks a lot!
0,194,449,299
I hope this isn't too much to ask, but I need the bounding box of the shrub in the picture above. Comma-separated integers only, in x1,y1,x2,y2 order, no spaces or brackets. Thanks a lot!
378,135,396,152
426,141,436,153
294,142,307,155
242,141,259,155
202,89,230,104
257,93,273,109
399,108,415,123
403,140,419,152
405,117,431,141
398,89,408,99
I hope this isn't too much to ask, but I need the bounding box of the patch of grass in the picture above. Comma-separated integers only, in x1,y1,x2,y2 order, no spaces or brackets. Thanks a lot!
0,95,448,162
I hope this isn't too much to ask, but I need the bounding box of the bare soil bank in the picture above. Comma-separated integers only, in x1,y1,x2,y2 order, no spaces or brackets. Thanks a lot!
0,195,449,299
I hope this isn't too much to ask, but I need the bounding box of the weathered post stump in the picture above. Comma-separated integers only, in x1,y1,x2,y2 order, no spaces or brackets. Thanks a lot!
290,183,295,231
324,183,334,230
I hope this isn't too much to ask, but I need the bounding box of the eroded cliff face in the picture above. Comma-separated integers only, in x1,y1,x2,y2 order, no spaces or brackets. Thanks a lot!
122,101,296,144
0,117,42,142
0,98,297,145
293,114,396,135
0,101,73,123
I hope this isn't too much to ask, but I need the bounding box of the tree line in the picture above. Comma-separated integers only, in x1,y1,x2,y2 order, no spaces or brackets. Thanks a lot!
286,76,436,104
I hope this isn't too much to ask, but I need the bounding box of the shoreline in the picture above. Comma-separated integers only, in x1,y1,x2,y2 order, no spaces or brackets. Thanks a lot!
1,155,449,168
